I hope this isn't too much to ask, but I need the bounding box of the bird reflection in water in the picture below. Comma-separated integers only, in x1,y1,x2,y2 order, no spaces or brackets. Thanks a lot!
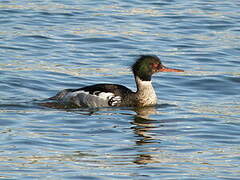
39,101,167,165
132,106,164,165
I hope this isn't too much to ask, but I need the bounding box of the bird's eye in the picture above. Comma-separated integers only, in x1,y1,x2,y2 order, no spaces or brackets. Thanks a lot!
151,63,159,69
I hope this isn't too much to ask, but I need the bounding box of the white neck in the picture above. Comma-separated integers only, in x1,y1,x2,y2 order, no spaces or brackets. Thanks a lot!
134,76,157,106
135,76,152,90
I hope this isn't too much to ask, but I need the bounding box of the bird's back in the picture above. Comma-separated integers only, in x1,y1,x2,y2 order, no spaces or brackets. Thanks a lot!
50,84,134,107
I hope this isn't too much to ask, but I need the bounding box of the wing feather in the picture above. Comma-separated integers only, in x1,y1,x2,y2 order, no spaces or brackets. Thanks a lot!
51,84,131,107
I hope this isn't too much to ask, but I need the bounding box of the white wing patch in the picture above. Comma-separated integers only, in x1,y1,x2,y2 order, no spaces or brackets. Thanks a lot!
109,96,122,106
59,90,122,107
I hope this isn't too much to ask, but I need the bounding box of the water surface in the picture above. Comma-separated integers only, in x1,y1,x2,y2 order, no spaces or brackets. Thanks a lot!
0,0,240,179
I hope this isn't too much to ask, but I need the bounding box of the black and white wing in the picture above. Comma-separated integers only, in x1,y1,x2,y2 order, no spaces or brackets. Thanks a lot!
50,84,132,108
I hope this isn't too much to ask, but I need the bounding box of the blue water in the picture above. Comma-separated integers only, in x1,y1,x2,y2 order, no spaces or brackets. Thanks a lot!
0,0,240,179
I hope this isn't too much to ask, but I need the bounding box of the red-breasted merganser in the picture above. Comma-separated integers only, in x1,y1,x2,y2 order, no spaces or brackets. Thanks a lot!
49,55,183,108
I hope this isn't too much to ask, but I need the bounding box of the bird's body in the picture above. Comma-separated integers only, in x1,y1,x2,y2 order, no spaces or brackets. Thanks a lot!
50,55,183,108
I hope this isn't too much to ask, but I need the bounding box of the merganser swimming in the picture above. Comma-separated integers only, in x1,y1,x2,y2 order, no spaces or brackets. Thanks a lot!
49,55,183,108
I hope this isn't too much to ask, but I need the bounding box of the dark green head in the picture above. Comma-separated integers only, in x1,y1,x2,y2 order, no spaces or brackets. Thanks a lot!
132,55,184,81
132,55,163,81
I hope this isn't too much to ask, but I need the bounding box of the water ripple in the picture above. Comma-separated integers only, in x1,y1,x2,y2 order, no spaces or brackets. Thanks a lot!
0,0,240,179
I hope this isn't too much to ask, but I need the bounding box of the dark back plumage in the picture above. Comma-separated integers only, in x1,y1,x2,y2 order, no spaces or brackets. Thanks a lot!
76,83,133,96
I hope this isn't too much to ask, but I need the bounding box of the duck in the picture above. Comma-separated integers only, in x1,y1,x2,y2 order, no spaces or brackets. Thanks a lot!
49,55,183,108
